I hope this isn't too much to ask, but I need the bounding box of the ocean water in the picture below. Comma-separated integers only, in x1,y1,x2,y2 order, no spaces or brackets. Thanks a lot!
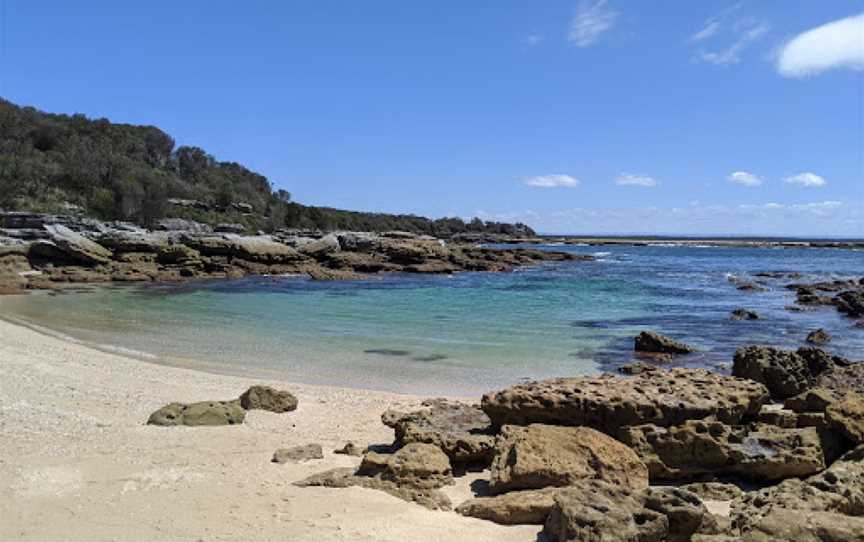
2,244,862,396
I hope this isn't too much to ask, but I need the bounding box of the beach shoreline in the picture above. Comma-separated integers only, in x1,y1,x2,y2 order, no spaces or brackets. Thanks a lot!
0,317,539,541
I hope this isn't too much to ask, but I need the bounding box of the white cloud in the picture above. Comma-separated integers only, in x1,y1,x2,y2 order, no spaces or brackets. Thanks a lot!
690,2,742,42
784,172,827,187
699,20,770,65
727,171,763,186
615,173,658,187
568,0,618,47
776,13,864,77
522,34,542,47
523,174,580,188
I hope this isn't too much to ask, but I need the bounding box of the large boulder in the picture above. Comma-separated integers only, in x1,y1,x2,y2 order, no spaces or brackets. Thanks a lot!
297,234,340,259
358,442,453,489
489,424,648,494
836,290,864,318
543,481,718,542
618,420,827,482
382,398,495,464
481,368,769,432
232,236,305,264
730,446,864,535
826,393,864,444
741,509,864,542
456,488,560,525
147,400,246,426
634,331,696,354
239,385,298,413
732,346,849,399
36,224,113,265
814,362,864,396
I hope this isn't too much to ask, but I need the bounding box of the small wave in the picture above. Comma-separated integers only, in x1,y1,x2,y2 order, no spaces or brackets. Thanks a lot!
592,251,612,257
95,343,159,360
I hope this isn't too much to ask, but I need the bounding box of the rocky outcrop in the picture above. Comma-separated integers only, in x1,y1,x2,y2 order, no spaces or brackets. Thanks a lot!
826,394,864,444
730,446,864,536
481,368,769,432
836,290,864,318
0,245,33,293
295,443,454,510
680,482,744,501
382,399,495,464
147,400,246,426
456,488,560,525
731,308,759,320
32,225,113,265
543,481,719,542
806,328,831,344
488,424,648,494
634,331,696,354
239,385,298,413
618,420,827,482
272,444,323,463
732,346,850,400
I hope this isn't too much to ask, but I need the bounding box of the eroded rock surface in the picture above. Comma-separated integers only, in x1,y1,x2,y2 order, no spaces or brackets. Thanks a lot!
239,385,298,413
456,488,559,525
732,346,849,399
826,393,864,444
272,444,323,463
147,399,246,426
481,368,769,431
634,331,696,355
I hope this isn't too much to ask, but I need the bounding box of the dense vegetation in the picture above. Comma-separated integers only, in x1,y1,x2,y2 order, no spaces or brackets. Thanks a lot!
0,99,534,236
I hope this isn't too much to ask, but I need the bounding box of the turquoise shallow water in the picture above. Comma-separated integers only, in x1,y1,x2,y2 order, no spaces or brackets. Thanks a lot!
2,244,862,395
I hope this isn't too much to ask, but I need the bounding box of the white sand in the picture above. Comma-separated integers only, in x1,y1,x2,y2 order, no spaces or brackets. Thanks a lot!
0,318,540,541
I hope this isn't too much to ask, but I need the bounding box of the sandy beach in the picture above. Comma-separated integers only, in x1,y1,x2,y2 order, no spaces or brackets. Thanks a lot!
0,317,540,541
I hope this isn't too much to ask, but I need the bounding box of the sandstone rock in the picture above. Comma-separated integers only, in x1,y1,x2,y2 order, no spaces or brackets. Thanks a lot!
732,345,849,399
784,387,840,413
756,406,798,428
272,444,323,463
634,331,696,354
681,482,744,501
239,385,298,413
814,362,864,396
744,509,864,542
456,488,559,525
0,245,32,293
294,467,451,510
97,232,168,253
333,442,364,456
806,328,831,344
543,482,717,542
39,225,112,265
618,421,826,482
481,368,769,431
489,424,648,494
232,236,305,263
382,398,495,464
730,446,864,533
297,234,340,259
322,251,396,273
147,400,246,426
157,218,212,233
731,309,760,320
358,442,453,489
826,393,864,444
156,244,201,265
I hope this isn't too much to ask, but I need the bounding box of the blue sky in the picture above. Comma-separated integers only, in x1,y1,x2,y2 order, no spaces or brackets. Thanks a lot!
2,1,862,236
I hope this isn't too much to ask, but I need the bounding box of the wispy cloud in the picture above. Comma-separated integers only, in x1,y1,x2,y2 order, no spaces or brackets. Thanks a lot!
699,20,770,65
615,173,658,187
727,171,763,186
776,13,864,77
568,0,618,47
523,174,580,188
784,172,827,187
522,33,542,47
689,2,742,43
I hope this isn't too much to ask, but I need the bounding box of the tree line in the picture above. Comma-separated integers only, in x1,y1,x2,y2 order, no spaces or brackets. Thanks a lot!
0,99,534,237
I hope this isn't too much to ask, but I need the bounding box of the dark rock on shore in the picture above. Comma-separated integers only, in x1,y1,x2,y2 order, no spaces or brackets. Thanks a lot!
826,394,864,444
382,399,495,465
732,345,850,400
634,331,696,355
481,367,769,431
239,385,298,413
488,424,648,494
806,328,831,344
147,399,246,426
456,488,559,525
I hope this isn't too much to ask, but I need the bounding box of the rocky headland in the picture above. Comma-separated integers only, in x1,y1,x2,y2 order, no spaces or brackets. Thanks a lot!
0,211,589,294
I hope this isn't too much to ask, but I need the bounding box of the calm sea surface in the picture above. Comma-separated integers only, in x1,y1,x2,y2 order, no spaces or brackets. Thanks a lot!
2,244,862,396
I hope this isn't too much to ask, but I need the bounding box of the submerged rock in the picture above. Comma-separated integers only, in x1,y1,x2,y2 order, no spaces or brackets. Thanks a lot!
147,400,246,426
272,444,323,463
239,385,298,413
382,398,495,464
806,328,832,344
488,424,648,494
634,331,696,355
731,308,760,321
481,368,769,432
